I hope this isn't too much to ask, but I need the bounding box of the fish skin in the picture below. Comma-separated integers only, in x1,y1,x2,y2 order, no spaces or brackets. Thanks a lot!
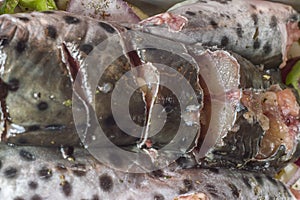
130,31,300,173
0,11,203,150
137,0,300,68
0,11,131,147
0,11,299,174
0,143,295,199
67,0,141,23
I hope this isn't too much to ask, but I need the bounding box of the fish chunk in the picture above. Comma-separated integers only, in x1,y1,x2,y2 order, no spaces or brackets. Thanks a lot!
0,143,295,199
137,0,300,68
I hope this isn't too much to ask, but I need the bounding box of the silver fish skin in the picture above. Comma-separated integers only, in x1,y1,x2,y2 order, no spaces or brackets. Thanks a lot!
0,143,295,200
137,0,300,68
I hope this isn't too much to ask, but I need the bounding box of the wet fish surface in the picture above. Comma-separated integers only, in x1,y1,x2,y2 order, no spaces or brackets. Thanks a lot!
0,143,295,199
138,0,300,68
0,11,128,146
0,10,300,174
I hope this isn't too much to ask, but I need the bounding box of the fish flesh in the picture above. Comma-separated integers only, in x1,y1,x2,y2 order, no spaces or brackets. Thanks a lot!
131,33,300,173
137,0,300,68
0,10,300,173
0,143,295,199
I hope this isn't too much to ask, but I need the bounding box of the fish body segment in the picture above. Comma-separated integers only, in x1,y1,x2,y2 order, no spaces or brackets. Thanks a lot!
138,0,300,68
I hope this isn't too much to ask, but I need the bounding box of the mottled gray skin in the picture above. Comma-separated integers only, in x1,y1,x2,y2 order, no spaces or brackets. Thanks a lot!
0,11,130,147
0,11,203,151
0,143,295,199
0,10,299,174
138,0,300,68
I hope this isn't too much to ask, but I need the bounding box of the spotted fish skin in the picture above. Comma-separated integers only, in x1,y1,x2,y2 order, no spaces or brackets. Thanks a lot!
0,11,129,147
138,0,300,68
0,10,204,149
0,144,295,199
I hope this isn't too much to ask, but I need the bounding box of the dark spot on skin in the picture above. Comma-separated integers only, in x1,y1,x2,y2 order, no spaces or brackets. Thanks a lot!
92,194,100,200
99,174,113,192
242,176,252,189
16,40,27,53
71,163,87,177
27,125,40,131
254,175,264,185
42,10,54,14
4,167,17,179
37,102,48,111
60,146,74,160
253,40,260,49
80,44,94,54
270,15,277,28
31,194,42,200
289,14,298,22
210,0,231,4
7,78,19,91
250,4,256,9
210,20,218,28
56,163,67,172
227,183,240,198
14,197,25,200
251,14,258,26
61,181,72,197
263,42,272,54
28,181,38,190
185,11,196,16
19,149,36,161
63,15,80,24
45,124,65,131
151,169,164,178
180,179,194,194
17,17,29,22
1,37,9,46
221,36,229,47
99,22,116,33
208,168,219,173
154,194,165,200
38,167,52,179
236,23,243,38
45,25,57,39
266,175,278,186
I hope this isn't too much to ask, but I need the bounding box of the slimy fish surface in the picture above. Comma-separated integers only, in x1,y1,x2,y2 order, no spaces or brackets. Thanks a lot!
138,0,300,68
0,9,300,174
0,144,295,199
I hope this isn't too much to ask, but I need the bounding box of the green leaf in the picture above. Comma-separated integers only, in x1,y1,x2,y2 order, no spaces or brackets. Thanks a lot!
19,0,57,11
0,0,20,14
286,60,300,96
